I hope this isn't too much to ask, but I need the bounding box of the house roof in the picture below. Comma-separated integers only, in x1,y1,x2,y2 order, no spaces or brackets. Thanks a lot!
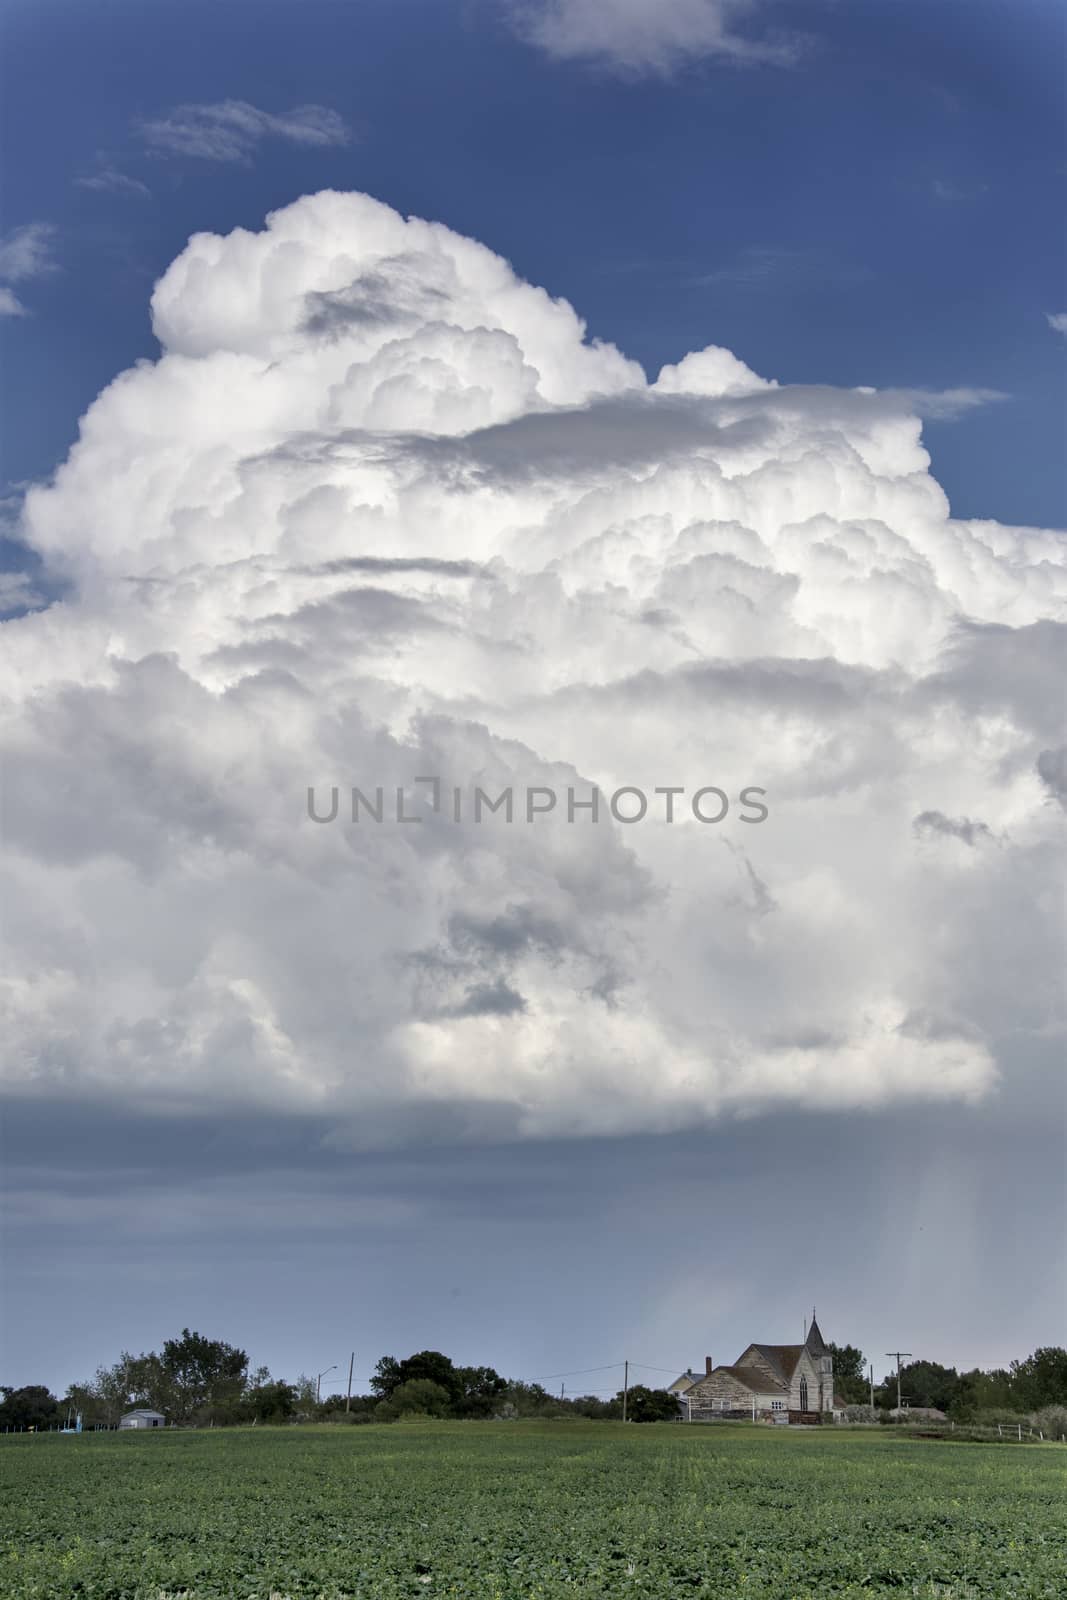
120,1408,165,1419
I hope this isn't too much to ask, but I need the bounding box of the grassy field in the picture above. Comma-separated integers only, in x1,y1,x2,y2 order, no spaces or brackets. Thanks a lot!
2,1421,1064,1599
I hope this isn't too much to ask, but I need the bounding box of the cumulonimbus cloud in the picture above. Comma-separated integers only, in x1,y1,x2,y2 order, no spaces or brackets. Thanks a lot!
2,189,1063,1144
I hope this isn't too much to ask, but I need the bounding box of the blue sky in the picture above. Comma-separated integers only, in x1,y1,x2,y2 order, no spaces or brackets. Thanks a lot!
2,0,1064,525
0,0,1064,1398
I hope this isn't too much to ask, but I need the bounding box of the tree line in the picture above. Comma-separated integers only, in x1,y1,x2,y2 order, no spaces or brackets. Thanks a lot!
0,1334,673,1430
828,1342,1067,1420
3,1333,1065,1431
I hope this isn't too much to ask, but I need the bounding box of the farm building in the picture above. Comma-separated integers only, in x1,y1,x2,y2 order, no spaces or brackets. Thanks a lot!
118,1409,166,1429
673,1315,846,1421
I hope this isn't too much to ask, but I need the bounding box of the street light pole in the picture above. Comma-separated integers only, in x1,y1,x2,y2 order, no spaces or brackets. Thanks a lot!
316,1365,337,1404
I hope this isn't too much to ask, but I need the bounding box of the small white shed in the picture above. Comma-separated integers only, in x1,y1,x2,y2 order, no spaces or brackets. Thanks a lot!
119,1409,166,1429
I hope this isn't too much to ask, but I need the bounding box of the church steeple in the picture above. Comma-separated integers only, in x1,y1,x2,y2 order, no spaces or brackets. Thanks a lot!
805,1309,827,1353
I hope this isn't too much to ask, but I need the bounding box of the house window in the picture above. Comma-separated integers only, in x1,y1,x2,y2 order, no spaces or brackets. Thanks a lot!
771,1400,785,1411
799,1377,809,1411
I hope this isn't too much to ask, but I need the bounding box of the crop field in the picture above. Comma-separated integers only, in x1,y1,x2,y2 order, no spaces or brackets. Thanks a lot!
2,1422,1064,1599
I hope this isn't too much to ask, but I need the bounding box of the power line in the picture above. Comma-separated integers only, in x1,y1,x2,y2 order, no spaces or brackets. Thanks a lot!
534,1363,625,1381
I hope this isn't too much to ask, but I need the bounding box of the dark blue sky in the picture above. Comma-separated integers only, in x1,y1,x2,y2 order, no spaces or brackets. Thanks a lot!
1,0,1064,524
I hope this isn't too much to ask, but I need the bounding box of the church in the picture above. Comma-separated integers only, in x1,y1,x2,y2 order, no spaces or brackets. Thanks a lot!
671,1314,844,1420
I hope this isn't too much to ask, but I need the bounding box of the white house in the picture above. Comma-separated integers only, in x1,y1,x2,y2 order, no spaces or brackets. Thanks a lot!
118,1408,166,1429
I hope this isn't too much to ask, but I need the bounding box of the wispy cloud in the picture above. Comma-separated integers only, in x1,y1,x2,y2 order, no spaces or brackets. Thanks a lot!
1046,312,1067,338
686,246,869,291
0,222,58,283
140,99,350,163
881,386,1008,420
0,223,58,316
513,0,801,76
75,165,152,199
927,176,988,205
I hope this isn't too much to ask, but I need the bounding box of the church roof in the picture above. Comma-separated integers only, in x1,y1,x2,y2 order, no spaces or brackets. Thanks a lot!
682,1363,788,1395
739,1343,805,1385
708,1365,777,1393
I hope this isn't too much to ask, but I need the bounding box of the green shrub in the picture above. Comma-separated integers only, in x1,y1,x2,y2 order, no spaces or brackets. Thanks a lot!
1032,1404,1067,1439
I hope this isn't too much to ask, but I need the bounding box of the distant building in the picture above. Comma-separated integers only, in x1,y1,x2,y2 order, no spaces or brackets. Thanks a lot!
118,1409,166,1429
673,1315,846,1421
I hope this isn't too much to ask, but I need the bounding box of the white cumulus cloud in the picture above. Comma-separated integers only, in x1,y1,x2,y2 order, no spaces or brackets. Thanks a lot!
3,189,1064,1145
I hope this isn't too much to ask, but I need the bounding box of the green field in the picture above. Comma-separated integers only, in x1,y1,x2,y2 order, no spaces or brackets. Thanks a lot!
2,1422,1064,1599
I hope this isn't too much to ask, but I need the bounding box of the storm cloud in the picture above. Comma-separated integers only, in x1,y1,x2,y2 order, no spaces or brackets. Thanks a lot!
2,189,1064,1151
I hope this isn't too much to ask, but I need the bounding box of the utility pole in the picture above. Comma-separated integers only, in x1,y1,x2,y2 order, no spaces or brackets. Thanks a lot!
622,1361,629,1423
869,1361,875,1410
885,1352,912,1418
345,1352,354,1414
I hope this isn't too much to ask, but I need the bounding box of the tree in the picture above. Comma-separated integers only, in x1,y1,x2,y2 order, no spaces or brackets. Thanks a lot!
290,1374,320,1419
126,1352,172,1414
499,1381,555,1417
242,1371,295,1424
454,1365,507,1417
1009,1348,1067,1410
902,1356,959,1408
0,1385,61,1430
370,1356,403,1399
827,1343,868,1404
950,1367,1013,1419
376,1379,452,1420
569,1393,623,1420
66,1354,153,1426
617,1384,679,1422
371,1352,460,1405
159,1329,248,1423
883,1359,961,1413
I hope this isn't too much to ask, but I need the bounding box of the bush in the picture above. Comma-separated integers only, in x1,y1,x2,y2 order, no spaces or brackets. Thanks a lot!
1032,1406,1067,1439
375,1379,452,1421
843,1405,877,1424
971,1408,1036,1430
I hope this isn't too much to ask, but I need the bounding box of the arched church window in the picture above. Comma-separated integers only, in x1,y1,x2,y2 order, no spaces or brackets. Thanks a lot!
799,1376,809,1411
